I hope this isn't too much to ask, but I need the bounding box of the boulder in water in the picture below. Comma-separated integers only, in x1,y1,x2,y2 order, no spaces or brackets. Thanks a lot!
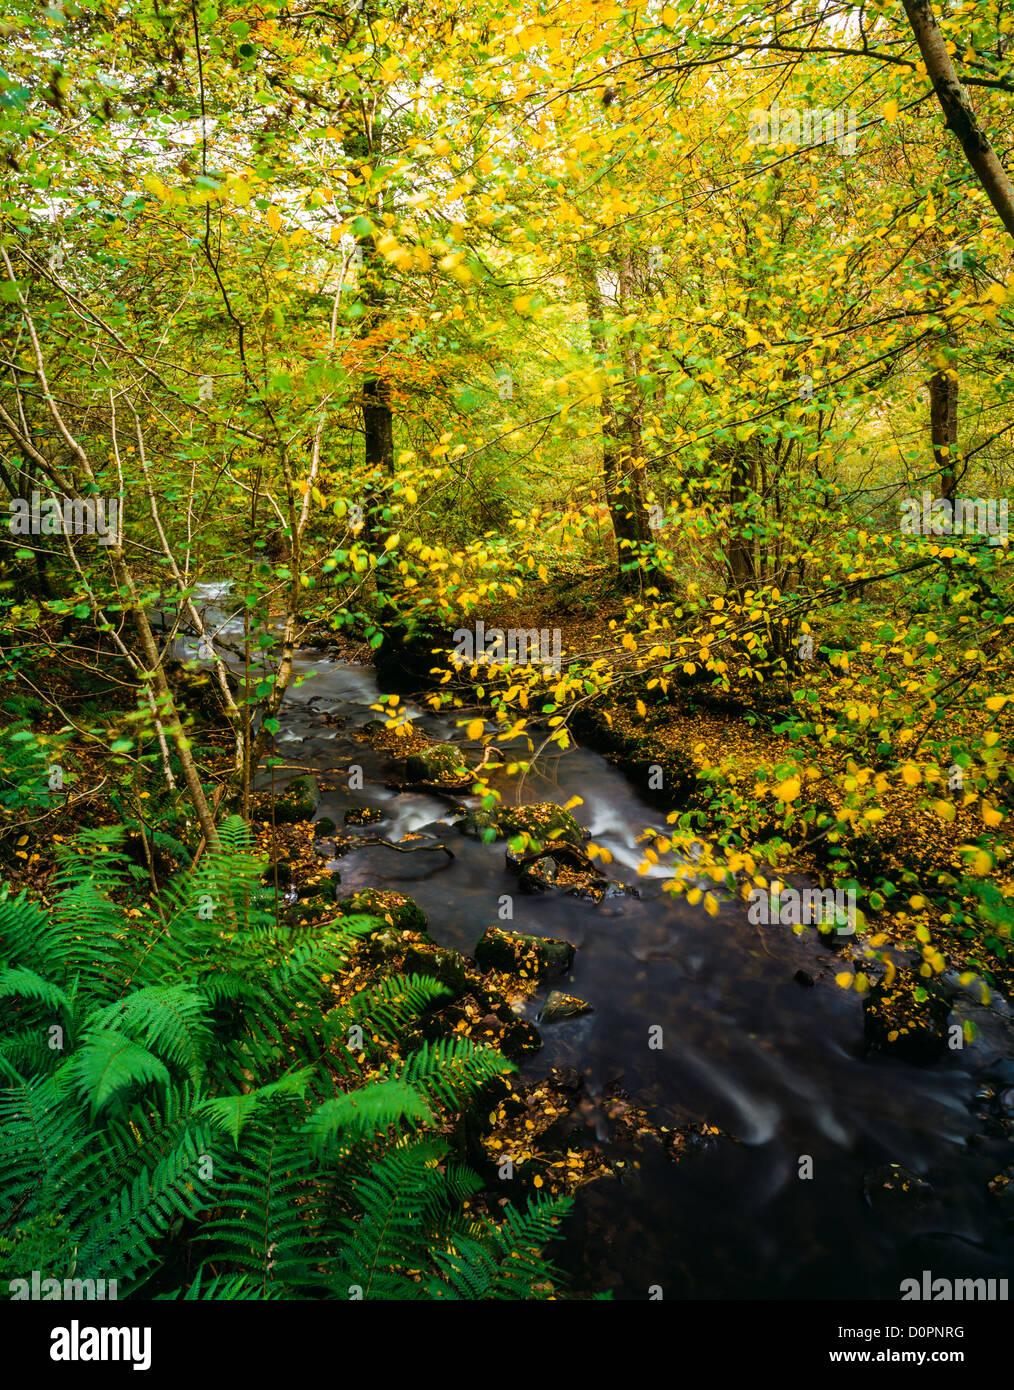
334,888,428,934
253,774,320,825
455,807,502,840
474,925,575,981
987,1166,1014,1219
539,990,593,1023
402,941,469,1000
497,802,585,849
405,742,471,785
519,855,558,893
862,1163,934,1213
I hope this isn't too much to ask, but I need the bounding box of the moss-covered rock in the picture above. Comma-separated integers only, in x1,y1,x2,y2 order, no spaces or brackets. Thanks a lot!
518,855,558,893
262,859,293,887
296,874,334,900
496,802,584,848
334,888,428,934
404,742,470,784
368,924,409,959
455,807,502,840
497,1018,542,1058
459,801,586,852
402,942,469,1000
474,925,575,981
284,899,339,931
344,806,384,826
253,774,320,824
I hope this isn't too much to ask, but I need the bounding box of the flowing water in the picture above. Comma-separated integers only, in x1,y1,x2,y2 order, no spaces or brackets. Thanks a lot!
186,587,1014,1300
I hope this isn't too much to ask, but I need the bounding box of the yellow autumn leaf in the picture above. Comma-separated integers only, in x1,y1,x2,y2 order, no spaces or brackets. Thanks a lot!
143,173,172,202
465,719,484,740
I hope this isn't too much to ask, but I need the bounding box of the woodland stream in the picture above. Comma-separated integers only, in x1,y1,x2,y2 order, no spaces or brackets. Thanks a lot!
196,589,1014,1299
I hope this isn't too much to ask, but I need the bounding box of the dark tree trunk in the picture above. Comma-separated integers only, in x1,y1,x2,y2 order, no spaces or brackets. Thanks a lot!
726,445,756,594
347,118,395,586
577,246,659,592
929,365,958,500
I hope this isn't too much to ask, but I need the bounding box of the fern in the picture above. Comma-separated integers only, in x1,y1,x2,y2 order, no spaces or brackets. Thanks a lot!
0,825,574,1299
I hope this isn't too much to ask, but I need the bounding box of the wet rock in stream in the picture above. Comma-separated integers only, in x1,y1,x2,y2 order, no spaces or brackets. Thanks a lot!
402,941,469,999
296,874,335,900
474,1069,723,1198
405,741,472,784
251,773,321,825
334,888,428,934
474,924,576,981
539,990,593,1024
518,855,558,892
862,1163,935,1214
987,1166,1014,1219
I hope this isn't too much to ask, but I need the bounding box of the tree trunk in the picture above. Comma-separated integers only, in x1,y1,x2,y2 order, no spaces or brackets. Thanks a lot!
577,247,651,589
902,0,1014,241
347,117,395,587
726,445,756,593
929,361,959,500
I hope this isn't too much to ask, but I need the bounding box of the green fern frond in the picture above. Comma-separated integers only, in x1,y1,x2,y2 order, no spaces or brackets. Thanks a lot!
322,972,450,1058
1,828,575,1300
90,985,213,1087
396,1036,515,1111
304,1079,434,1153
197,1068,316,1146
330,1139,482,1299
156,1269,283,1300
196,1115,329,1294
0,965,72,1015
62,1028,171,1116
